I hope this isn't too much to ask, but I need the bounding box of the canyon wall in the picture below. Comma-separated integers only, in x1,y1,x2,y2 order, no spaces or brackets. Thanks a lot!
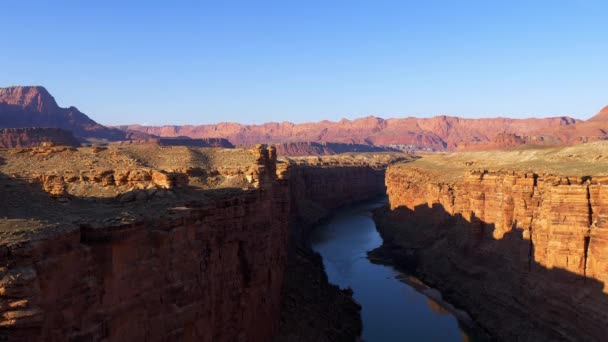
112,137,234,148
272,141,397,156
0,146,290,342
283,154,409,237
288,165,384,227
274,153,411,341
0,145,407,342
0,128,80,148
374,163,608,341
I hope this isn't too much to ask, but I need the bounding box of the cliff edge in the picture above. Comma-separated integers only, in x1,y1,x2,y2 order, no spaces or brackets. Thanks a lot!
372,141,608,341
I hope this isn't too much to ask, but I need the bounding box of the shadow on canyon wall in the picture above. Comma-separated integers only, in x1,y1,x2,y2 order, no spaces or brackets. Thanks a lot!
0,158,255,240
0,155,365,342
0,158,292,342
372,202,607,341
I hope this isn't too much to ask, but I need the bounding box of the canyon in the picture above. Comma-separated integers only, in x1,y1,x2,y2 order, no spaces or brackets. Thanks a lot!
275,153,409,341
0,128,80,148
2,84,608,341
0,143,404,341
371,142,608,341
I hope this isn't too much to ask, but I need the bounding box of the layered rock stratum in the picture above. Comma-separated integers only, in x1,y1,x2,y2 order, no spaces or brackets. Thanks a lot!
372,142,608,341
122,113,607,151
0,145,291,341
113,137,234,148
0,142,407,341
0,128,80,148
273,141,398,156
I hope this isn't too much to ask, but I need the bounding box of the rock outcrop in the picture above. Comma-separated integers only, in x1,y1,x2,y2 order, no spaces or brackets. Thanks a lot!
372,145,608,341
0,128,81,148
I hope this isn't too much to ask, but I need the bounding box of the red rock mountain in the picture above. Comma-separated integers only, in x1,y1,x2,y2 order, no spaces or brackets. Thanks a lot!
587,105,608,122
122,115,589,151
0,86,149,142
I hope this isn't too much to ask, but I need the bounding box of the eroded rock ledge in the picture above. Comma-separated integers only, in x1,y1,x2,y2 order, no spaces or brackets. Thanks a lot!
372,144,608,341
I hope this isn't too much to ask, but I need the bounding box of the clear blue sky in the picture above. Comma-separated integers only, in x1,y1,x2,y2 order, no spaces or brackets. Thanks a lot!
1,1,607,125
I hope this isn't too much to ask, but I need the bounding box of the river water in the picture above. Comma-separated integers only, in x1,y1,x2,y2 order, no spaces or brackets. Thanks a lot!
309,198,469,341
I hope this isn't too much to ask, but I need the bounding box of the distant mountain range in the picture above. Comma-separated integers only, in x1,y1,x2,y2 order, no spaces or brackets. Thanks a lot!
1,86,607,152
121,109,608,151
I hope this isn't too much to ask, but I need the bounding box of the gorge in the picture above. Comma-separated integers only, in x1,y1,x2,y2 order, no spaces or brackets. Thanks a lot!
310,198,472,341
0,144,407,341
2,137,608,341
2,87,608,341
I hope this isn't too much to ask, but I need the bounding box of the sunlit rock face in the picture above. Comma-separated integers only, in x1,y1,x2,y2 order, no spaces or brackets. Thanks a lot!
376,163,608,341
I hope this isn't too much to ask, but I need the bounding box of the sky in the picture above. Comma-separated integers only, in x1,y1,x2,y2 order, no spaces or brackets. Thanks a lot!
1,0,607,125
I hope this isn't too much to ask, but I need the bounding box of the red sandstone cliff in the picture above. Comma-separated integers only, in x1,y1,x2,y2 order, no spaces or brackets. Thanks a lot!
454,132,564,151
273,141,398,156
113,137,234,148
275,153,410,341
0,145,404,341
0,146,290,341
0,128,80,148
373,155,608,341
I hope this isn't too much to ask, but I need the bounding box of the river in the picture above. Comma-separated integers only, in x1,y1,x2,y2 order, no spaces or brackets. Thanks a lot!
309,198,470,341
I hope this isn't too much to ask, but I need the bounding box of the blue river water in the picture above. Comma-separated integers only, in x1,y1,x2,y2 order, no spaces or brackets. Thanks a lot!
309,199,468,341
